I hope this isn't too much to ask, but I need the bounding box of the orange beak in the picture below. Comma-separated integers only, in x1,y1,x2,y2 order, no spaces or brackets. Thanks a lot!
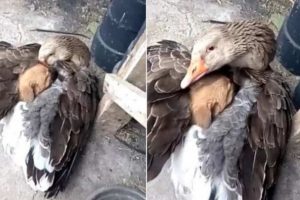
180,58,208,89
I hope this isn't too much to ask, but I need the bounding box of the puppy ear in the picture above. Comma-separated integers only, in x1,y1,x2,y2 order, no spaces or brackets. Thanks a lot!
192,104,212,129
19,84,34,102
18,63,54,102
32,67,54,97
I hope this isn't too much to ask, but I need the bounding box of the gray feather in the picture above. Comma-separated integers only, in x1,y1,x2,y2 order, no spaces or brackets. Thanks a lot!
196,80,260,199
23,80,63,157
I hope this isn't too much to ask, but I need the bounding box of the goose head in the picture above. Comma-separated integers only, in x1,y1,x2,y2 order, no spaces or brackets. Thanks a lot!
38,35,90,68
181,21,276,89
39,38,71,65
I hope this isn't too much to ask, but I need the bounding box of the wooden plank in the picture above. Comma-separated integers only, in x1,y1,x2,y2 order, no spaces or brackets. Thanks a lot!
117,31,146,88
94,94,132,135
96,29,146,132
103,74,146,127
123,51,146,91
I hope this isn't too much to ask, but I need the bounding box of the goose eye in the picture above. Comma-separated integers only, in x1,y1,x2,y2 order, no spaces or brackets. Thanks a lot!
208,46,215,51
46,53,54,60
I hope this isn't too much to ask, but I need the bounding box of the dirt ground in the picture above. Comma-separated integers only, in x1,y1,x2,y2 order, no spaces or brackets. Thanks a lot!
0,0,146,200
146,0,297,199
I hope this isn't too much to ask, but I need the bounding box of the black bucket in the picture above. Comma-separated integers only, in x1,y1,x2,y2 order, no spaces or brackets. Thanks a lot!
276,0,300,108
87,186,145,200
91,0,146,72
277,0,300,75
293,83,300,109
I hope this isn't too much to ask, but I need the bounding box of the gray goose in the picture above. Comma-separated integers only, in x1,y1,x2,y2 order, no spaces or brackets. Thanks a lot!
38,35,90,67
1,36,100,198
179,20,295,200
148,20,295,200
147,41,236,181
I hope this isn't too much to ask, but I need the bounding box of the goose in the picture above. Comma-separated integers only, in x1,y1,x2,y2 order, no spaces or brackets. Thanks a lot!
147,20,295,200
177,20,295,200
0,35,100,198
170,71,259,200
147,40,236,181
38,35,90,66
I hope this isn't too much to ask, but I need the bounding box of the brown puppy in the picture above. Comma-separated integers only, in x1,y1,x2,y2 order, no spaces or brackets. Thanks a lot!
0,42,57,118
18,63,55,102
189,73,235,128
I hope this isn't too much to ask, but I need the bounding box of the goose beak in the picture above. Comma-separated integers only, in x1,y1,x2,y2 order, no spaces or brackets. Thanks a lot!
180,58,208,89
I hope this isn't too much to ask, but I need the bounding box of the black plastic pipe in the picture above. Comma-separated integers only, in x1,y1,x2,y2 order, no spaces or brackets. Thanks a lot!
91,0,146,73
276,0,300,108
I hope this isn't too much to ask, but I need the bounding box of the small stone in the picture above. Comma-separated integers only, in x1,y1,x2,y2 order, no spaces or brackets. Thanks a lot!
87,21,99,35
29,4,36,12
270,13,285,30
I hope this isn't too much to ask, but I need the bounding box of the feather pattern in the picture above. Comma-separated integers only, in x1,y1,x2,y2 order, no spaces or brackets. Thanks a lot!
147,41,192,181
240,70,295,200
219,21,294,199
197,80,260,200
147,40,236,182
272,111,300,200
189,20,295,200
147,40,190,102
25,61,100,198
225,21,276,70
170,125,212,200
170,79,260,200
0,38,99,198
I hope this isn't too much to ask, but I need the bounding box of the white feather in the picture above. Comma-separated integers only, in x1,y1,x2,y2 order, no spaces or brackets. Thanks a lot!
213,174,242,200
32,139,54,172
0,102,31,167
25,133,54,191
26,171,54,192
170,125,212,200
0,102,54,192
212,176,241,200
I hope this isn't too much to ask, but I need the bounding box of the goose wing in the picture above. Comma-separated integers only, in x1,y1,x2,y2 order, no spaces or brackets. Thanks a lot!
24,61,100,198
272,111,300,200
147,40,190,102
195,80,260,200
240,71,295,200
147,40,192,180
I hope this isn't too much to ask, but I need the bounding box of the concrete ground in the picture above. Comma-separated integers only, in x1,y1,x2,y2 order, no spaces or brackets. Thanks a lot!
147,0,295,199
0,0,146,200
